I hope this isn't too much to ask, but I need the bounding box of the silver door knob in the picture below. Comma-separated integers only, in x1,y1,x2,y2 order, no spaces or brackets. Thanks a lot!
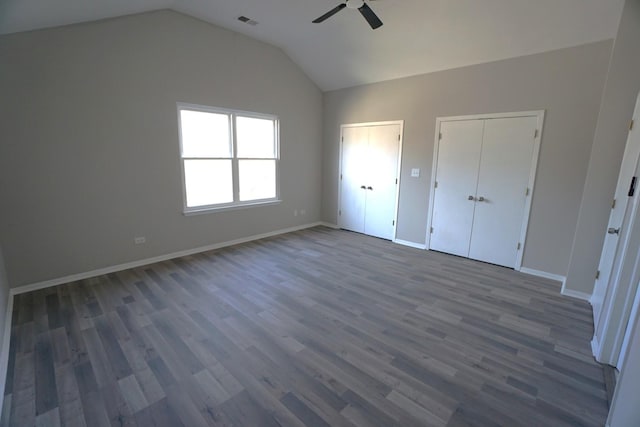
478,196,485,202
468,195,475,201
608,227,620,235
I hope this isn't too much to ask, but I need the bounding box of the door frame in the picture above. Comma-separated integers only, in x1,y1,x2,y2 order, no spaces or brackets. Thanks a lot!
425,110,545,270
338,120,404,240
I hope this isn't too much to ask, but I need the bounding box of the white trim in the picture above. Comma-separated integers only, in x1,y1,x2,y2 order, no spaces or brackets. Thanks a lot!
318,222,340,229
337,120,404,240
0,293,13,414
426,110,545,270
592,335,601,361
11,222,325,296
393,239,427,250
559,280,592,301
431,110,545,122
183,199,282,216
519,267,566,283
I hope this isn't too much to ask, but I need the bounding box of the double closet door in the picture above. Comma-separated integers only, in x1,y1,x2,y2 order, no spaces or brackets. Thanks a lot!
339,123,401,240
429,115,539,268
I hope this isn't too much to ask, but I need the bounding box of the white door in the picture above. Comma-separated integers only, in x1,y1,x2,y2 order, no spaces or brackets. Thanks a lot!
339,123,401,240
339,126,369,233
593,94,640,329
364,124,401,239
430,120,484,257
468,117,538,268
592,94,640,366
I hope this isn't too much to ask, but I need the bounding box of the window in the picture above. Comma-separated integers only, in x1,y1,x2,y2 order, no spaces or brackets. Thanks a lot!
177,103,279,213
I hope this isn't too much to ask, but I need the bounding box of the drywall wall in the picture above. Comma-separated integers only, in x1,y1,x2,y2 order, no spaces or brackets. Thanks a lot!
565,0,640,295
323,41,612,277
0,10,323,287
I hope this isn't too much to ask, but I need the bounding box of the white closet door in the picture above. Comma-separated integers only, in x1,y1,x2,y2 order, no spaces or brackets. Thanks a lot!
364,124,400,239
430,120,484,257
339,126,368,233
468,117,537,268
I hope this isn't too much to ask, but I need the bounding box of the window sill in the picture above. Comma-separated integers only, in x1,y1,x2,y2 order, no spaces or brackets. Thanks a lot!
183,199,282,216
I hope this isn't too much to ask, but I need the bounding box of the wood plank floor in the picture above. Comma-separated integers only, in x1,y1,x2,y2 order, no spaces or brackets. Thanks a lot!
1,226,609,426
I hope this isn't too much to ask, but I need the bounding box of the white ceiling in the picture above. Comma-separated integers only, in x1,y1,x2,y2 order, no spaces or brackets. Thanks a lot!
0,0,625,91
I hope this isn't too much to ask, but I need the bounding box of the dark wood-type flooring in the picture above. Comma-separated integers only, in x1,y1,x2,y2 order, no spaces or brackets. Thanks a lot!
2,226,609,426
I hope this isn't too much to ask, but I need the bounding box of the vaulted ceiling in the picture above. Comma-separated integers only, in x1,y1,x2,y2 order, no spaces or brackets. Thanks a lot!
0,0,625,91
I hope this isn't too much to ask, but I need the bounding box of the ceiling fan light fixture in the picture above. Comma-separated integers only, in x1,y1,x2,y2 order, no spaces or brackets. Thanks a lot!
346,0,364,10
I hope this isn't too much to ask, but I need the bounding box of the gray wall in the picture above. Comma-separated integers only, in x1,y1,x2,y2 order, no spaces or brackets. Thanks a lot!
565,0,640,295
0,10,323,287
323,41,612,277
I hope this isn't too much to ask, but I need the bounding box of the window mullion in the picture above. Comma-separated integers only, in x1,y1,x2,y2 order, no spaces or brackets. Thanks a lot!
231,114,240,203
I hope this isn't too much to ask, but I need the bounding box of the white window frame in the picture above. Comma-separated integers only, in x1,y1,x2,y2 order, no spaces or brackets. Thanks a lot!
177,102,281,215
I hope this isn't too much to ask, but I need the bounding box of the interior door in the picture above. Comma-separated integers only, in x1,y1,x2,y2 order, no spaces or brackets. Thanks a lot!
592,95,640,366
339,126,368,233
364,124,400,239
430,120,484,257
593,94,640,329
468,117,537,268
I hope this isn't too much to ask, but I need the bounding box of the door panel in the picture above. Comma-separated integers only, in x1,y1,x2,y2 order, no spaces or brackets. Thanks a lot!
593,94,640,328
468,117,537,268
364,124,400,239
592,94,640,366
430,120,484,257
339,126,368,233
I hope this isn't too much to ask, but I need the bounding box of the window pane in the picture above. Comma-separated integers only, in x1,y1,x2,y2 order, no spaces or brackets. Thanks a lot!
236,116,275,158
184,159,233,207
239,160,276,201
180,110,231,157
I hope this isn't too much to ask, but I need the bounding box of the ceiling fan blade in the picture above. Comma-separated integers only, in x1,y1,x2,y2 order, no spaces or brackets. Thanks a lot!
358,3,383,29
313,4,347,23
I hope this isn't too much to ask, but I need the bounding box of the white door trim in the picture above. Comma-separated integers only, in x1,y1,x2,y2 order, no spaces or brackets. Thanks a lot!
338,120,404,240
425,110,545,271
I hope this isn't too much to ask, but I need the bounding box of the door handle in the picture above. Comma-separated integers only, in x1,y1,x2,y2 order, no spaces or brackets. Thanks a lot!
360,185,366,189
477,196,485,202
468,195,475,201
608,227,620,235
367,186,373,190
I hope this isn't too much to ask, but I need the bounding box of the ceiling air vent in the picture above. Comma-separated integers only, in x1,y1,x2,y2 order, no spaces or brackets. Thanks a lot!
237,16,258,26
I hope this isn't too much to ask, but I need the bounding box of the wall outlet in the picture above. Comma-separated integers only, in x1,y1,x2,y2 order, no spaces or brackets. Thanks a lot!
134,237,146,244
300,209,306,216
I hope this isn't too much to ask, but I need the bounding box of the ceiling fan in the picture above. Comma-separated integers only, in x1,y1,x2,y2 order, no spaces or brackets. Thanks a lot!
313,0,383,30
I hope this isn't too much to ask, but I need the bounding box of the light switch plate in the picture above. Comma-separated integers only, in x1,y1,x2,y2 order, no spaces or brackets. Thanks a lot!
411,168,420,177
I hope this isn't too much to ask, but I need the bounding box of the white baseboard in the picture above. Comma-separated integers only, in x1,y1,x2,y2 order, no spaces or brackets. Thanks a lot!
560,287,592,302
12,221,325,296
318,222,339,229
520,267,593,301
559,278,592,301
393,239,427,250
519,267,566,283
591,335,601,360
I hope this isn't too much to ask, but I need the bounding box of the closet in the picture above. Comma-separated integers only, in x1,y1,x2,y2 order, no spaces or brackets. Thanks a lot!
427,113,542,269
339,122,402,240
